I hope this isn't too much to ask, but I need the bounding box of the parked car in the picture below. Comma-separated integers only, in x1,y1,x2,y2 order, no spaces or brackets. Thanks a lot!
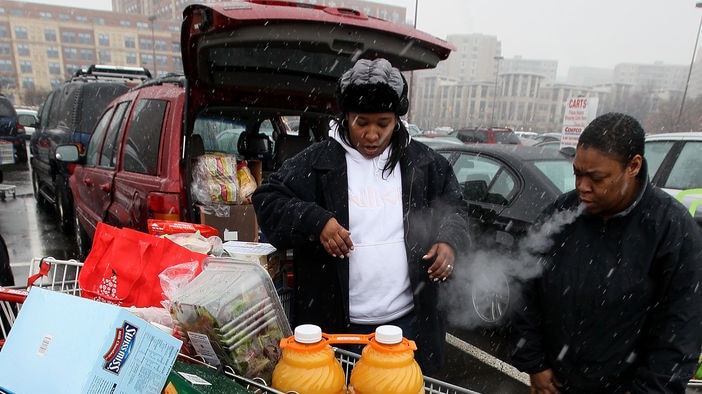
450,127,521,145
56,1,453,259
645,132,702,226
30,65,151,233
426,141,575,325
0,95,26,164
16,108,38,140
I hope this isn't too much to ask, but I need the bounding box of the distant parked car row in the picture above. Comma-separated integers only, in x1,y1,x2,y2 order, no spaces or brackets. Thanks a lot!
0,95,28,164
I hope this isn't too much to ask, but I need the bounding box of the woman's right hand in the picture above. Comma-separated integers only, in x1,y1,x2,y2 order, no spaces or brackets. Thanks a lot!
320,217,354,258
529,369,562,394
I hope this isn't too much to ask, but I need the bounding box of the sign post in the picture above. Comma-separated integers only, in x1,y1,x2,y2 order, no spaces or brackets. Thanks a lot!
560,97,599,148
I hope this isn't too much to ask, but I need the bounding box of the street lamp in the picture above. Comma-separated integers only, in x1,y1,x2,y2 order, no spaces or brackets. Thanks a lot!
490,56,504,126
148,15,157,76
407,0,419,123
677,1,702,128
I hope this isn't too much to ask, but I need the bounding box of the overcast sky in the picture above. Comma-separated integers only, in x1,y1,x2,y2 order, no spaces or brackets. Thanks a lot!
29,0,702,77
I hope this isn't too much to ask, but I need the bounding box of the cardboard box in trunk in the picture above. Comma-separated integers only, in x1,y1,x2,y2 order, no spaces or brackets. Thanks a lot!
199,204,258,242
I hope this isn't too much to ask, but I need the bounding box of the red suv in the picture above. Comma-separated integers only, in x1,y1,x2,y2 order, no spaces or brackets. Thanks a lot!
57,0,453,258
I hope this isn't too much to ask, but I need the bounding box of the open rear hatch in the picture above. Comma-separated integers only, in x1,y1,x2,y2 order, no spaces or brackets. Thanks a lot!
181,0,454,112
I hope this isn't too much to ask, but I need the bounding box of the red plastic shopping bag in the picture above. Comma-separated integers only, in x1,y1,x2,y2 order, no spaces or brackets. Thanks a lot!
78,222,207,307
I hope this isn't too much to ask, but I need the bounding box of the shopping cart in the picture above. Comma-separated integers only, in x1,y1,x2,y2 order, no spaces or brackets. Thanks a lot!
182,348,481,394
0,257,82,345
0,257,481,394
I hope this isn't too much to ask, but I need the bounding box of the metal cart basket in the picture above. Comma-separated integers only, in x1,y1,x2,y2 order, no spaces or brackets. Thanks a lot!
1,257,481,394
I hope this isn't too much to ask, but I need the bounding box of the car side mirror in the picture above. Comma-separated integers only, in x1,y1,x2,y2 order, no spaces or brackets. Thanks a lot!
55,144,80,162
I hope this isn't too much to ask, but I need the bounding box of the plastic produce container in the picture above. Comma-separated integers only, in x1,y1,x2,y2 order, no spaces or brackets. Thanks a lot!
170,257,292,384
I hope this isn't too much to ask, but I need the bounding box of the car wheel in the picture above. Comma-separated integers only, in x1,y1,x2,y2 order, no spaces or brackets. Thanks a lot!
73,210,90,260
55,175,74,234
471,270,511,325
0,234,13,287
31,169,48,207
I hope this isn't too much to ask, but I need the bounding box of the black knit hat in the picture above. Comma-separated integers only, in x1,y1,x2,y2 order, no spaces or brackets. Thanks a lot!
336,58,409,116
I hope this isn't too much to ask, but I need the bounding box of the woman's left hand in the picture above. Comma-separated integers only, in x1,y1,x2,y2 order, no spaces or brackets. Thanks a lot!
424,242,455,281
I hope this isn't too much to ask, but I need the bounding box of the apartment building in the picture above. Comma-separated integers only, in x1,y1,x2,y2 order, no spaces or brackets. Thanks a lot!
0,0,182,105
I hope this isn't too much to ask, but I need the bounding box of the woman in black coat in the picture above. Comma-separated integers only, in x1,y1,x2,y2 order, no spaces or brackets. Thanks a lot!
252,58,469,374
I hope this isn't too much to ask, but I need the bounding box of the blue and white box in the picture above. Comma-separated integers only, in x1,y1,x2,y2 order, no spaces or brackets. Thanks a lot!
0,287,181,393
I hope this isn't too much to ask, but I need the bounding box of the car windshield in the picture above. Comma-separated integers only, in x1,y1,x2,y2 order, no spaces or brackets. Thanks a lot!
534,160,576,193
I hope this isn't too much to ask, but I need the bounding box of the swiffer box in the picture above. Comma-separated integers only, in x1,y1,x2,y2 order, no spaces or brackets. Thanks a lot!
0,287,182,394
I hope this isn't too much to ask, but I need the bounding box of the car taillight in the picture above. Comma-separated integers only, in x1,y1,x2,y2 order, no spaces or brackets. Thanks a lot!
147,193,180,221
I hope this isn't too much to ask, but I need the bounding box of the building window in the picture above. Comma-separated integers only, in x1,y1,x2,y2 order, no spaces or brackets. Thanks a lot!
48,62,61,75
136,22,149,29
59,13,70,21
156,55,168,67
44,29,57,41
0,43,10,55
0,26,7,38
169,26,179,33
155,40,167,51
98,50,111,62
50,79,63,88
172,56,183,73
63,47,78,60
17,44,29,56
98,33,109,46
171,41,180,52
75,16,88,23
126,52,137,64
139,38,153,50
0,60,13,72
79,49,93,61
93,17,105,25
120,20,131,27
65,64,80,75
140,53,154,65
10,9,22,17
14,26,28,39
125,36,136,48
46,46,59,58
39,12,52,19
22,77,35,90
19,60,32,73
61,31,76,43
78,33,93,45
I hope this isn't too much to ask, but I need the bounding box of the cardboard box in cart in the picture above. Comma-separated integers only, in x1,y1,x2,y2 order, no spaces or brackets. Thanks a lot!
0,287,182,394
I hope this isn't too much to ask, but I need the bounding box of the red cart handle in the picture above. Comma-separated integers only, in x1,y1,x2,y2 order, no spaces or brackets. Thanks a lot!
26,257,52,288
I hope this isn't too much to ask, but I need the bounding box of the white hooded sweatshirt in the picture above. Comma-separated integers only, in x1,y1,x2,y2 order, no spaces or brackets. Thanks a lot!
331,127,414,324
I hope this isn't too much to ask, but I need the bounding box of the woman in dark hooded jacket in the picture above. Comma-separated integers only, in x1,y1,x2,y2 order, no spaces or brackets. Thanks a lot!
511,112,702,394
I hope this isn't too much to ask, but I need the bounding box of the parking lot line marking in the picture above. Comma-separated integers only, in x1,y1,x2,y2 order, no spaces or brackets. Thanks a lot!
446,332,530,386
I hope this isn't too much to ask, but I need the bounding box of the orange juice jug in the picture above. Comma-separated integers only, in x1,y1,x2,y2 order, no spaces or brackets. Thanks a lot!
272,324,347,394
348,325,424,394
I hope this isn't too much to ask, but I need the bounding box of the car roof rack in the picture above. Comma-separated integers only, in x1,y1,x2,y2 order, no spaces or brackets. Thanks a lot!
71,64,152,82
133,73,185,90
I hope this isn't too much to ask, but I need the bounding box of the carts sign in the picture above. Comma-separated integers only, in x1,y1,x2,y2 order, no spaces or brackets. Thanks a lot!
560,97,599,148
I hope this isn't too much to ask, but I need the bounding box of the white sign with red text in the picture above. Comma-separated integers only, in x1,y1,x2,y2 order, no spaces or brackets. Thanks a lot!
560,97,599,148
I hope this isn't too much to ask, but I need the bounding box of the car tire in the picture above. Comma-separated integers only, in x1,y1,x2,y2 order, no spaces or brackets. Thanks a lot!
55,175,74,234
31,169,49,208
73,209,91,260
470,270,511,326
